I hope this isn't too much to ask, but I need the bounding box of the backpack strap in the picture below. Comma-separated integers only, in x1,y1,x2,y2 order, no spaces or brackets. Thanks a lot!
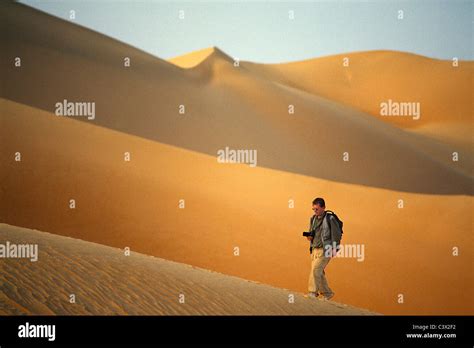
325,211,333,232
310,215,317,231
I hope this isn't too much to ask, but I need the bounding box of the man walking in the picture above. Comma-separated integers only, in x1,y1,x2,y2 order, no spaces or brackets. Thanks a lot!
306,197,341,300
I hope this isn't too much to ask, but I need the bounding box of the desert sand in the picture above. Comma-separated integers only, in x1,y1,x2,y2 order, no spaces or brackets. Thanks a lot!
1,98,472,315
1,2,472,194
0,2,472,315
0,223,376,315
241,51,473,150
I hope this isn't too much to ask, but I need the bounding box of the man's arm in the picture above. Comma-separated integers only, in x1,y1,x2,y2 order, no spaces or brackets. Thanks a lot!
307,216,314,241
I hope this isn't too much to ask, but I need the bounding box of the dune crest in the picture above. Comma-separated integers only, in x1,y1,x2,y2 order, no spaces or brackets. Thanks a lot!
169,46,233,68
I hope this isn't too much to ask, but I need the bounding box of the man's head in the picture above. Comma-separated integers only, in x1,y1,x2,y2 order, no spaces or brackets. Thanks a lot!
312,197,326,217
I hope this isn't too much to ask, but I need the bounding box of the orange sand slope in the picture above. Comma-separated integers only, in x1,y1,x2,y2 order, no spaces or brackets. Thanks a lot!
241,51,473,148
1,99,472,315
0,223,377,315
2,2,472,194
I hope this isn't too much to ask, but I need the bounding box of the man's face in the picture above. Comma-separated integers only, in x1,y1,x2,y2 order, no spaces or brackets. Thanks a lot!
312,204,325,217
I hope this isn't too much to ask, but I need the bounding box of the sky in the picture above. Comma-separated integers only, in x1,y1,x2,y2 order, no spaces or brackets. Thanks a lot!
19,0,473,63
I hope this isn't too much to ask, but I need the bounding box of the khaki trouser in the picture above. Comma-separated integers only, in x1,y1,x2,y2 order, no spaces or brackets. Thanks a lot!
308,247,333,297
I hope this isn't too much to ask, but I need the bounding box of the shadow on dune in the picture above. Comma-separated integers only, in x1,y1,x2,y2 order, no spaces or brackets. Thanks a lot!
1,2,472,195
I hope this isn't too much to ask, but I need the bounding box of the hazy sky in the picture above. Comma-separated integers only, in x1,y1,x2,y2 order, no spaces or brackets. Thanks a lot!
20,0,473,63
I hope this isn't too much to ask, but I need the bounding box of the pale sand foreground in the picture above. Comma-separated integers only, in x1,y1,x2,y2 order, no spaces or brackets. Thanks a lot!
1,99,472,315
0,223,377,315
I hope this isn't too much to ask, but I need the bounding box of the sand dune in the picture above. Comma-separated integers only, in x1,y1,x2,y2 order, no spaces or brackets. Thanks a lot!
1,2,472,194
0,223,377,315
241,51,473,151
1,1,473,317
1,99,472,315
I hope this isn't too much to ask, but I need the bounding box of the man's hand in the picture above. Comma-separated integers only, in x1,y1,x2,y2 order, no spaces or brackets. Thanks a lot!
306,236,313,241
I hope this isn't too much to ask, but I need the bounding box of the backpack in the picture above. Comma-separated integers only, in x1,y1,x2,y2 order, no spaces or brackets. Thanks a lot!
325,210,343,248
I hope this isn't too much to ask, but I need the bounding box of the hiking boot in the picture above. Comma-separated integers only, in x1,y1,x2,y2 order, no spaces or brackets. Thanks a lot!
304,292,318,298
319,293,335,301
